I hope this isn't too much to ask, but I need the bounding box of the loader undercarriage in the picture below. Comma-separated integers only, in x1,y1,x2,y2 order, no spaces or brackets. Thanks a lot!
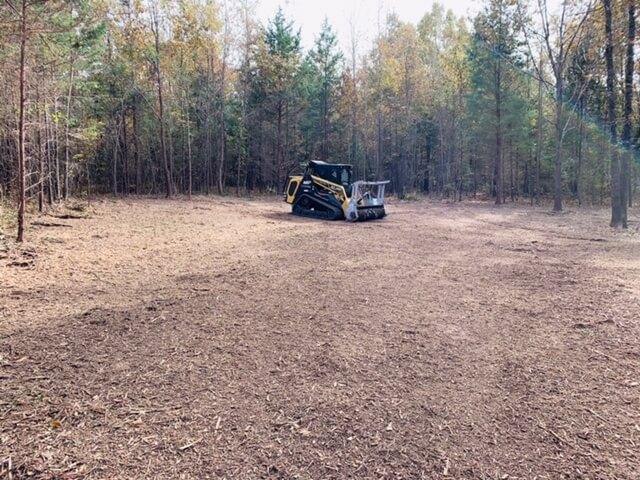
292,193,344,220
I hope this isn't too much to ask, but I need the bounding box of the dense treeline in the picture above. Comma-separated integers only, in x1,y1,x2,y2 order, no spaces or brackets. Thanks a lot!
0,0,637,240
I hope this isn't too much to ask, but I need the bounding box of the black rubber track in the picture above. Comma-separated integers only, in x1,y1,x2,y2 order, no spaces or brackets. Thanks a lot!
292,194,344,221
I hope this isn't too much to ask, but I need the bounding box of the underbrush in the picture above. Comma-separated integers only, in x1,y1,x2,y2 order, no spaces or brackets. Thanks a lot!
0,199,13,235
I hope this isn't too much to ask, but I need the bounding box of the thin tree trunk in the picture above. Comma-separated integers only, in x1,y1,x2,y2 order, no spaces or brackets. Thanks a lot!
284,103,290,194
604,0,623,227
152,8,172,198
217,11,229,195
276,102,282,191
514,146,520,201
494,59,503,205
376,110,382,180
621,0,635,222
472,151,477,198
156,73,171,198
553,76,564,212
168,121,174,192
236,153,242,197
600,135,606,206
86,154,92,203
322,83,329,161
186,107,193,200
112,121,119,196
205,119,211,194
349,22,358,171
16,0,27,242
122,106,129,195
44,103,54,205
54,98,61,201
63,58,74,200
534,57,544,206
509,141,514,202
577,102,584,206
36,83,44,212
133,101,141,193
217,101,226,195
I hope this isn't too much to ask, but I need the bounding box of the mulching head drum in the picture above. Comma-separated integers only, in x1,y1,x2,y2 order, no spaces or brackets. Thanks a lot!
356,206,386,221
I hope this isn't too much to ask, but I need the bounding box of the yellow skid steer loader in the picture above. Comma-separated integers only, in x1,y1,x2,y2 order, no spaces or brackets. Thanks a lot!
284,161,389,221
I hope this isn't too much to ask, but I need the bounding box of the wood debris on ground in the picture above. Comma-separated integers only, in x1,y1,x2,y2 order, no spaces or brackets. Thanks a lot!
1,197,639,479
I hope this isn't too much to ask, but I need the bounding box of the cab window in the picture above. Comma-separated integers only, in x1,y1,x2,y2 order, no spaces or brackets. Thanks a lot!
287,180,298,196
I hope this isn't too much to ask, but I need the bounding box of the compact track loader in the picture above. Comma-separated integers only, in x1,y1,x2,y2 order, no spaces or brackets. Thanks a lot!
284,161,389,221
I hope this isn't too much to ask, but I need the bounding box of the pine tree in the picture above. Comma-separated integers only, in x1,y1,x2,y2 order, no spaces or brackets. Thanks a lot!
307,18,343,161
252,8,302,189
467,0,521,204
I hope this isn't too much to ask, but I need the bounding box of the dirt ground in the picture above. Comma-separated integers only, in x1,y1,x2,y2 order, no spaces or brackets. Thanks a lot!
1,196,639,479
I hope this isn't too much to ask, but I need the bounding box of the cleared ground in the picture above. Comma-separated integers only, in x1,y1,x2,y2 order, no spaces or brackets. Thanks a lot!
1,197,639,479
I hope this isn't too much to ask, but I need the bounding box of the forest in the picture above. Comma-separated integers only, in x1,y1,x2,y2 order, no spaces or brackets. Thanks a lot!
2,2,640,478
0,0,637,241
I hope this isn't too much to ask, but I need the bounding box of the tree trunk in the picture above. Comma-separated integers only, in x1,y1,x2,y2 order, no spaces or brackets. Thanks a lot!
16,0,27,242
349,36,358,172
86,153,92,202
186,105,193,200
604,0,623,227
36,83,44,212
63,58,74,200
577,101,584,206
217,107,226,195
53,99,61,201
112,122,119,196
535,71,542,205
553,75,564,212
44,103,54,205
156,71,171,198
276,102,283,191
122,106,129,195
152,10,172,198
322,83,329,161
621,0,635,224
472,151,477,198
168,120,175,192
236,152,242,197
376,110,382,180
217,24,228,195
133,101,141,193
284,103,290,194
509,141,514,202
494,59,503,205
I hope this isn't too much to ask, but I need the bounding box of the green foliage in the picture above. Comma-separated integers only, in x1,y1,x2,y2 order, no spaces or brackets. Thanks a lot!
303,18,343,160
0,0,634,208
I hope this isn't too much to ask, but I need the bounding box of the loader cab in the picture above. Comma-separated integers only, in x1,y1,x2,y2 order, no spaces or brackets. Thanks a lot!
306,161,353,195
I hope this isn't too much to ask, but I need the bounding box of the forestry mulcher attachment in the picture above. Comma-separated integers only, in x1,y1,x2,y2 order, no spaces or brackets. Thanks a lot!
284,160,389,221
